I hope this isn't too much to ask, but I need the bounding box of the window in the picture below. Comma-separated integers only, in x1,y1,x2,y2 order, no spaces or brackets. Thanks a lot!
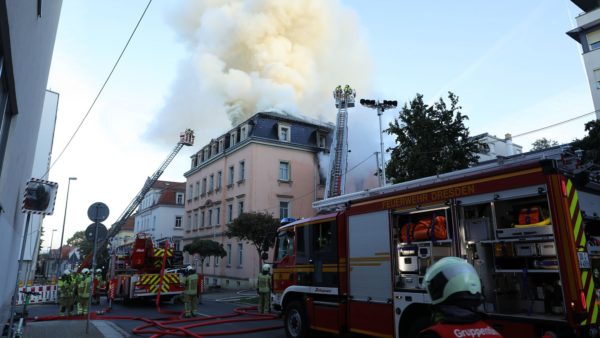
317,132,327,148
212,142,218,155
173,240,181,251
175,216,182,228
187,214,192,231
204,147,209,160
228,166,234,186
215,207,221,225
217,171,222,190
215,256,219,267
239,161,245,181
595,69,600,90
278,123,291,142
202,177,207,195
208,209,213,226
279,161,290,181
218,139,224,153
227,244,232,266
238,243,243,266
193,212,198,230
280,201,290,219
240,125,247,140
195,182,200,198
238,200,245,216
276,231,295,261
230,131,237,147
201,211,205,227
227,204,233,223
188,184,193,200
589,29,600,51
176,193,184,205
209,174,214,192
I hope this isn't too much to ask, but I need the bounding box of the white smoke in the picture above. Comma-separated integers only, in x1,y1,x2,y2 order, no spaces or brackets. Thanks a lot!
146,0,373,144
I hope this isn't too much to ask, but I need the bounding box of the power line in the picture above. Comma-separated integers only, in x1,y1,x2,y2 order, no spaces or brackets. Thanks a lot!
511,110,597,139
43,0,154,179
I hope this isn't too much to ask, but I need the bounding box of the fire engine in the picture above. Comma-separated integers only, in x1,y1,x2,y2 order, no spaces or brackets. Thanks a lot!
109,234,184,302
271,147,600,338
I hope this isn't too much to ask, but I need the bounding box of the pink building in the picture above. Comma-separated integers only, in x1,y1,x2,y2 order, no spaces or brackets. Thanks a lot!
183,111,333,288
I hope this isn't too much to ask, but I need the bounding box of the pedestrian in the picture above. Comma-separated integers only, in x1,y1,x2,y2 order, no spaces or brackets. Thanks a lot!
257,264,271,314
58,269,74,316
77,268,92,315
418,257,503,338
181,265,198,318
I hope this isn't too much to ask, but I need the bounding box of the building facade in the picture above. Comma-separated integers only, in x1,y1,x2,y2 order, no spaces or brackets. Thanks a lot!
568,0,600,119
183,111,333,289
0,1,62,322
473,133,523,162
134,180,186,250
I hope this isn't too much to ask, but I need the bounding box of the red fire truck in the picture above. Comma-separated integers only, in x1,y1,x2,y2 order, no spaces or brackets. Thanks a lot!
272,147,600,338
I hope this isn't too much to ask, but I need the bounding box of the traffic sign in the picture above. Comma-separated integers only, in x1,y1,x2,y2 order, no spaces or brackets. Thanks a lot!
85,223,108,242
87,202,109,222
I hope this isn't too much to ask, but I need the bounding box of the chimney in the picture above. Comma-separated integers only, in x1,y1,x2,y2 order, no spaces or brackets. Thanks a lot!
505,133,514,156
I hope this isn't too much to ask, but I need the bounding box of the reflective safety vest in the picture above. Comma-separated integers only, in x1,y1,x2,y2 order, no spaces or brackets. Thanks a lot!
78,275,92,297
58,278,73,298
421,321,503,338
182,273,198,295
257,273,271,293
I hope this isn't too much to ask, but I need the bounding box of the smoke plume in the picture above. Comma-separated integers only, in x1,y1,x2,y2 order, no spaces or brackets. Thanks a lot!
146,0,373,144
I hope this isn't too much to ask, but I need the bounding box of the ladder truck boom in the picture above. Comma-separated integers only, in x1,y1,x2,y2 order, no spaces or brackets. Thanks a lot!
78,129,195,271
324,85,355,199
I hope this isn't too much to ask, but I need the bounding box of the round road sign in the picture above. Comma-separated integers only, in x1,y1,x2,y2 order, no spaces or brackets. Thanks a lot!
85,223,108,242
87,202,109,222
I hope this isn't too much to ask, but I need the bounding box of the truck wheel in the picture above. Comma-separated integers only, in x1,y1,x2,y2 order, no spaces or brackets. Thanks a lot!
284,301,308,338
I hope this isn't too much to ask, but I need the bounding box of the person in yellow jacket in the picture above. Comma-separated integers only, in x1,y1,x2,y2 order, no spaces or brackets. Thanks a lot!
180,266,198,318
92,268,104,305
77,268,92,315
257,264,272,314
58,270,74,316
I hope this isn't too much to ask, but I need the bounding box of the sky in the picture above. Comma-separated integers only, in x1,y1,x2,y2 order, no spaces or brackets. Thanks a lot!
41,0,595,251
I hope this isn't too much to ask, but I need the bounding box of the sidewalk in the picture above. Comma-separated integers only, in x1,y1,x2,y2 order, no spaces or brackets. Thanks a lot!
23,320,128,338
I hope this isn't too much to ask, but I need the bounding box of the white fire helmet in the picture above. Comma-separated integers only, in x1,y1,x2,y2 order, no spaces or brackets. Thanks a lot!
82,268,90,274
262,264,270,273
186,265,193,272
63,269,71,276
96,269,102,273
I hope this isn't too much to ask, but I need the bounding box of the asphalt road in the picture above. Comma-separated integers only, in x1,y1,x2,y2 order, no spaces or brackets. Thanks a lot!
23,289,288,338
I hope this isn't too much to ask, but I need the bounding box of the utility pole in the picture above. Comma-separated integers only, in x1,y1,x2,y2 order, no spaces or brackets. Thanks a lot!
360,99,398,187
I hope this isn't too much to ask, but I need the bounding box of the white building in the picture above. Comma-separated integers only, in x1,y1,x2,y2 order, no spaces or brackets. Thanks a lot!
0,1,62,322
568,0,600,120
134,181,186,251
474,133,523,162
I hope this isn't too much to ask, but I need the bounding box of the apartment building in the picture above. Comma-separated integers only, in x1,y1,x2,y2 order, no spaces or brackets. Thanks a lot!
568,0,600,119
183,111,333,288
134,180,186,251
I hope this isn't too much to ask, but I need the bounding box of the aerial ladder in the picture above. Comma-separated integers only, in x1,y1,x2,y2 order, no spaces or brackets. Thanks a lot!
78,129,195,271
324,85,355,199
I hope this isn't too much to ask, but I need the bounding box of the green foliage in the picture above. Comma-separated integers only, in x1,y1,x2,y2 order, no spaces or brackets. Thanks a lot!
183,239,226,274
66,230,108,268
38,225,45,257
385,92,482,183
531,138,558,151
225,211,280,264
571,120,600,164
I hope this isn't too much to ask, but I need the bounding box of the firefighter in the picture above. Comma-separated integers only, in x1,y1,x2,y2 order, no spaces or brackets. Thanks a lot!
58,269,74,316
257,264,272,314
418,257,503,338
181,265,198,318
77,268,92,315
92,268,103,305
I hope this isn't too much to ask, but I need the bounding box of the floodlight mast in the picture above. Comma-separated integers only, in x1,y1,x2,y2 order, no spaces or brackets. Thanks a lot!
359,99,398,187
325,85,355,199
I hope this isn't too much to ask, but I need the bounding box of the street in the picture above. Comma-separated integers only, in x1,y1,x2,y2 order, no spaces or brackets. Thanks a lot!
22,289,289,338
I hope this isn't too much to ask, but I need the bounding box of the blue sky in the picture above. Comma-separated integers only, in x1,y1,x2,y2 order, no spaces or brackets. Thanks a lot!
42,0,594,248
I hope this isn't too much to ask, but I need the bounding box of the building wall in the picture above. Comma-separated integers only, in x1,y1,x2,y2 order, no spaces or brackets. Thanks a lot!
0,0,62,323
184,113,330,289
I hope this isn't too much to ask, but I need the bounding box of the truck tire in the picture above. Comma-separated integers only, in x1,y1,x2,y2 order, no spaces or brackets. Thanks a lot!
284,300,308,338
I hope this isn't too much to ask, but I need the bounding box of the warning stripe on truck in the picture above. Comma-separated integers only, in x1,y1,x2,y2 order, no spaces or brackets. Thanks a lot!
136,273,180,286
153,248,173,258
567,179,599,325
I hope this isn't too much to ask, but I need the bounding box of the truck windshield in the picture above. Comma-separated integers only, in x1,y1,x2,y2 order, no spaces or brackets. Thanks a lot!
276,231,294,261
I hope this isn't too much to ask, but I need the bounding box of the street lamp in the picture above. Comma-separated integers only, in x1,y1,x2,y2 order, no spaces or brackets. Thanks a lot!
359,99,398,187
56,177,76,278
49,229,57,255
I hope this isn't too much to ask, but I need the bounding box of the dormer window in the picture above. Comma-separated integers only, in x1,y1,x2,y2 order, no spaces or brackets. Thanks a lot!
230,131,238,147
316,131,327,148
218,138,224,153
240,125,248,141
204,147,209,160
278,123,291,142
212,142,218,155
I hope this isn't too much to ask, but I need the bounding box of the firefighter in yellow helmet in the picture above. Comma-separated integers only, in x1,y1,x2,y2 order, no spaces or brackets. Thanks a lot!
92,268,103,305
58,269,74,316
77,268,92,315
257,264,272,314
181,265,198,318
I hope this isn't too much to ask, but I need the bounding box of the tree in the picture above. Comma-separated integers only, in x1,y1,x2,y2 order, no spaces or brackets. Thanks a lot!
225,211,280,270
571,120,600,164
385,92,482,183
183,239,226,275
531,138,558,151
37,225,45,257
66,230,109,269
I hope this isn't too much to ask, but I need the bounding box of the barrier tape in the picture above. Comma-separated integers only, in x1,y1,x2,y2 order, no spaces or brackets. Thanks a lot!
15,285,57,305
